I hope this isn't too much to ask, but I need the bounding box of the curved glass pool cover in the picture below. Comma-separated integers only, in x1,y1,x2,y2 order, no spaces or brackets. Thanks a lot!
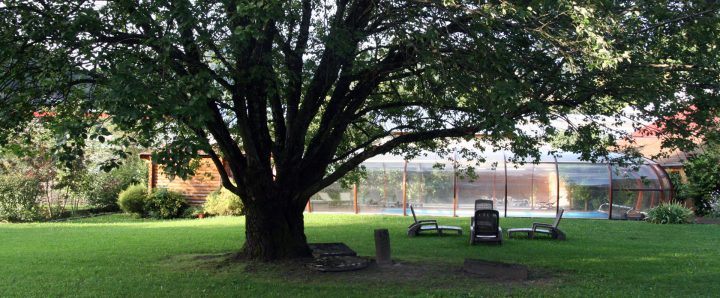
307,148,673,219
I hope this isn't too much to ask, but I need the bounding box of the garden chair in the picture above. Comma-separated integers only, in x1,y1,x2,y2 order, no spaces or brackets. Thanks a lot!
407,204,463,237
469,208,502,245
469,198,502,244
507,209,566,240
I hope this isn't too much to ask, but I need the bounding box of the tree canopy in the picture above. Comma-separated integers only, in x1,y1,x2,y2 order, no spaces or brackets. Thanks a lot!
2,0,719,260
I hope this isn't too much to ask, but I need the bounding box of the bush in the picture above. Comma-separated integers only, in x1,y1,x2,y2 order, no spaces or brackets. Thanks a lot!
0,175,42,222
182,205,205,218
701,191,720,218
203,188,244,216
646,202,693,224
145,188,188,219
85,158,148,211
117,184,147,215
682,153,720,216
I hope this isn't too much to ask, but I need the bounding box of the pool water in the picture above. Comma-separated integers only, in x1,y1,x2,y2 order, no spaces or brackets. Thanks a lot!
380,208,609,219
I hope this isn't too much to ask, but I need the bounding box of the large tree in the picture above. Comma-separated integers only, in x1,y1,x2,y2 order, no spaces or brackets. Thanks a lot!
2,0,719,260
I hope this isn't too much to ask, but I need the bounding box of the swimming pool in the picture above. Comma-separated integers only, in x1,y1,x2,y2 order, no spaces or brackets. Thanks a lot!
373,208,610,219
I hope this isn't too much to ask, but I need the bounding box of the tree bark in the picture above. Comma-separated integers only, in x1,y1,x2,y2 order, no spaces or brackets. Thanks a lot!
238,196,312,261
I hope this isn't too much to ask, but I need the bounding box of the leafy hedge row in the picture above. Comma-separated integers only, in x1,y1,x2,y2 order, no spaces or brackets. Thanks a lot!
118,185,187,219
117,185,245,219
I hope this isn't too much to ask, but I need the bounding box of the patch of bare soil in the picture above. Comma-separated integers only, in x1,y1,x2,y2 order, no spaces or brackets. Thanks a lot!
161,253,562,288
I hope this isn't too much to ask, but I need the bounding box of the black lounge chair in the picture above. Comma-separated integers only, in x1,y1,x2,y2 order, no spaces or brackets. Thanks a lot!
407,204,462,237
507,209,566,240
470,199,494,229
469,199,502,244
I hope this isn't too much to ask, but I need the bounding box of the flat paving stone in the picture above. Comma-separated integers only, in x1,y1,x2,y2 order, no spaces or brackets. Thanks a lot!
308,243,357,258
307,256,370,272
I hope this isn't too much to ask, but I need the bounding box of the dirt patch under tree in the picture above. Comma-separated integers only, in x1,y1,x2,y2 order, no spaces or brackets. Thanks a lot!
160,253,562,289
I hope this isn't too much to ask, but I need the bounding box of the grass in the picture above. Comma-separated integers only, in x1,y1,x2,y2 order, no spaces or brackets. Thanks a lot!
0,214,718,297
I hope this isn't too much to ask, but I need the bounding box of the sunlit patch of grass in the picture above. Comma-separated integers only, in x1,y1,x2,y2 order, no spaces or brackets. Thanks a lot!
0,213,718,297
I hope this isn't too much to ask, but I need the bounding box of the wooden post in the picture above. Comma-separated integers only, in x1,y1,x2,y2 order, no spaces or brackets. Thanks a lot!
148,161,156,194
374,229,392,266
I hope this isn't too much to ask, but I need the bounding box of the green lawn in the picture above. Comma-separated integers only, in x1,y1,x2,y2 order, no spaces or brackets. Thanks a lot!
0,214,718,297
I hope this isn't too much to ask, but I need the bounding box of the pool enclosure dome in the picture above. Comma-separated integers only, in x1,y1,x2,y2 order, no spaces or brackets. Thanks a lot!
308,148,673,219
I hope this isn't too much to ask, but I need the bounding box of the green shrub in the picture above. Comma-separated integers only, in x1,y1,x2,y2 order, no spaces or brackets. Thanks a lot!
682,153,720,216
182,205,205,218
646,202,693,224
203,188,244,216
85,158,148,211
117,184,147,215
703,191,720,218
0,175,42,222
145,188,188,219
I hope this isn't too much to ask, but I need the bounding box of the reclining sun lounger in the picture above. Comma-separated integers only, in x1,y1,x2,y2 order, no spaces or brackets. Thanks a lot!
507,209,566,240
407,204,462,237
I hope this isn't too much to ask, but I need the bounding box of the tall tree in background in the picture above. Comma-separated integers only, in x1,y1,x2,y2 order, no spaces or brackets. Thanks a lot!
2,1,719,260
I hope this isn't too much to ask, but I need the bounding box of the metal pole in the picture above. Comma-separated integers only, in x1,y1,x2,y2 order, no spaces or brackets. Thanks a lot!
635,178,645,210
492,166,497,203
504,154,508,218
554,156,560,216
530,164,535,210
648,164,668,203
353,183,358,214
608,163,614,220
402,160,408,216
659,165,674,202
453,169,458,217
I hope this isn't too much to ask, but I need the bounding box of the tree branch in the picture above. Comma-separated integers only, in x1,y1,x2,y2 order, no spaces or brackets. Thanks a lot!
186,126,240,194
300,125,479,198
637,7,720,34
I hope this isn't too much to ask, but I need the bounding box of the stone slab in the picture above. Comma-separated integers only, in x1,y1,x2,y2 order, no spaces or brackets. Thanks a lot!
308,243,357,258
307,256,370,272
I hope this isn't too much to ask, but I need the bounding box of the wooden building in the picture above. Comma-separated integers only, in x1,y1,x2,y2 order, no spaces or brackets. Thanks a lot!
140,153,231,205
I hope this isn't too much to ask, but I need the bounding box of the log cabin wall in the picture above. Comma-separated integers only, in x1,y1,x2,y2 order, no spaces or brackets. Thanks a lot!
141,154,232,205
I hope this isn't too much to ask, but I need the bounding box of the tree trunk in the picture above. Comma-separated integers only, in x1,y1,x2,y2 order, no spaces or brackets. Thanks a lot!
238,198,312,261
